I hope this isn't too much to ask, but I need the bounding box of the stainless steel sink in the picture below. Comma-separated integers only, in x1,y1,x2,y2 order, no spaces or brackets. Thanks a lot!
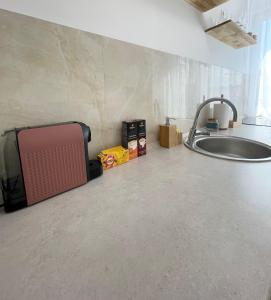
185,95,271,162
185,136,271,162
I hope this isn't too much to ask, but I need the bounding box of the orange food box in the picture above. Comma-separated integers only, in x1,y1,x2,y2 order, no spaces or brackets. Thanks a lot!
97,146,129,170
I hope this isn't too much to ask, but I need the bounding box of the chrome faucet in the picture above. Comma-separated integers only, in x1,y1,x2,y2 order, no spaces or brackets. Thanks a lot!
186,95,238,146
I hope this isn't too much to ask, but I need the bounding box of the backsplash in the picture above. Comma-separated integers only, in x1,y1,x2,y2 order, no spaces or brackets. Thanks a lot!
0,8,245,169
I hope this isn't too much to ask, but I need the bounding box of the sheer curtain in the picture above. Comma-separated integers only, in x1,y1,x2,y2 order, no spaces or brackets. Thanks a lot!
245,19,271,118
257,20,271,118
152,56,245,133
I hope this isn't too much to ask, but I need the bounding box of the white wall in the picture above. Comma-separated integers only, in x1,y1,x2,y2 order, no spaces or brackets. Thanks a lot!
0,0,249,72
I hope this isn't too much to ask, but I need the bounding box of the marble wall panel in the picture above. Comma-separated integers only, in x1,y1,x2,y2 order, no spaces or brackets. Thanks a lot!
0,9,246,182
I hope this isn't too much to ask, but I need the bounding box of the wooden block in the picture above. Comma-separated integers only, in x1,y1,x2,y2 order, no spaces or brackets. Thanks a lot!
184,0,229,12
229,121,240,128
160,125,182,148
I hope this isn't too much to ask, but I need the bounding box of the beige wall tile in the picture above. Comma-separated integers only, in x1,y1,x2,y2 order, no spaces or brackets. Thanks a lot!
0,9,246,178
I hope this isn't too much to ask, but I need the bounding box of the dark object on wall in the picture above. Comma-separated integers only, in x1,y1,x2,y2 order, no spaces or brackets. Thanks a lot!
88,160,103,180
1,121,92,212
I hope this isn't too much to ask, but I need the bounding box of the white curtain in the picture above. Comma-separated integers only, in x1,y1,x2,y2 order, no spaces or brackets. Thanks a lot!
152,56,245,131
257,20,271,117
245,19,271,118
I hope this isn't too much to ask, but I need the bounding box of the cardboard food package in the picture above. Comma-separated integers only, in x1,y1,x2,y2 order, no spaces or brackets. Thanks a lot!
138,136,146,156
135,119,146,156
122,121,138,159
122,119,147,158
98,146,129,170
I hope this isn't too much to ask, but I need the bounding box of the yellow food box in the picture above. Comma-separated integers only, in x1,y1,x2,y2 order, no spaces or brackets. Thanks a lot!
97,146,129,170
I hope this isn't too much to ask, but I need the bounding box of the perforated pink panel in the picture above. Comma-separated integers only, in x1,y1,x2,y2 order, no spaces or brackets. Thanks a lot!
17,123,87,206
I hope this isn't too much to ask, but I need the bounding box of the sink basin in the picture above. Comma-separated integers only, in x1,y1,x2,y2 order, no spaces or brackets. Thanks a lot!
185,136,271,162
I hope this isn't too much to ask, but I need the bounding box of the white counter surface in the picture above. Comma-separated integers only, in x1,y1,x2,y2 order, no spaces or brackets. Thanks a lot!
0,125,271,300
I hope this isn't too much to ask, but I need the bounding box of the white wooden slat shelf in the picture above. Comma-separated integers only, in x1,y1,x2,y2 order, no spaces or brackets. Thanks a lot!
205,20,257,49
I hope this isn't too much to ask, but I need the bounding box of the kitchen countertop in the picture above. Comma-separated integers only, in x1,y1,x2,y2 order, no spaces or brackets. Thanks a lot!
0,125,271,300
211,124,271,143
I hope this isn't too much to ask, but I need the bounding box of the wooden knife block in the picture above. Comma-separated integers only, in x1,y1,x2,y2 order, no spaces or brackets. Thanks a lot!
160,125,182,148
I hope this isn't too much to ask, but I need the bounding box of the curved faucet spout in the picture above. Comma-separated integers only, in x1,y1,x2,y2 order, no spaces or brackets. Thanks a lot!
186,96,238,146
